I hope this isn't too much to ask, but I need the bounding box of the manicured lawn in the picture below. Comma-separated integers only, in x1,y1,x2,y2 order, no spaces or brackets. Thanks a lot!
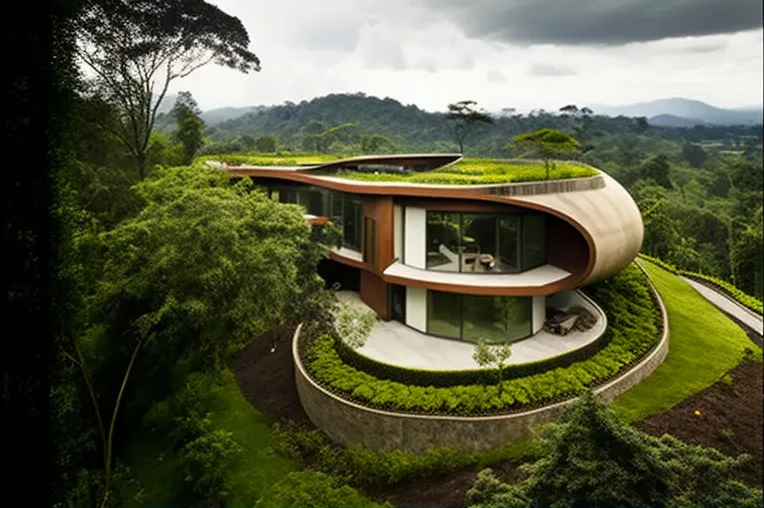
125,369,294,507
610,260,762,424
198,153,344,166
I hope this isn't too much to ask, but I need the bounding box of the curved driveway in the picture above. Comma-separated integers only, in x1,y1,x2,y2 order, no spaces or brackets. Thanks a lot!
682,277,763,337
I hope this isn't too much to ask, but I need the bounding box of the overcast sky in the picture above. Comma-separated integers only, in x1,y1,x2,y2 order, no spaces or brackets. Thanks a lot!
169,0,763,113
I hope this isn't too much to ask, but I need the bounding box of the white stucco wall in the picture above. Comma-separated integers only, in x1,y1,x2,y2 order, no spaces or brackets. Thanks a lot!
406,286,428,332
532,295,546,334
394,205,403,261
403,207,426,269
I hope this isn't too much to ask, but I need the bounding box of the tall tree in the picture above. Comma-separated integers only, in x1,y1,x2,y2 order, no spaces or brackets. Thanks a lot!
171,91,205,165
510,128,582,181
75,0,261,179
445,100,494,153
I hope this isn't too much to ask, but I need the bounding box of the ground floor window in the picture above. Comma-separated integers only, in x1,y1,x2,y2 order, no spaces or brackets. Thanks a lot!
425,290,532,343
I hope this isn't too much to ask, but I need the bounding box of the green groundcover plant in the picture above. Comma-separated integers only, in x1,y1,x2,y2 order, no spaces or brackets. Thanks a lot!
303,263,661,416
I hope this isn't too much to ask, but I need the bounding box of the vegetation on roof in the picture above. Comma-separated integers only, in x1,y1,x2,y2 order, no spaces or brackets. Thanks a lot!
196,152,345,166
322,158,598,185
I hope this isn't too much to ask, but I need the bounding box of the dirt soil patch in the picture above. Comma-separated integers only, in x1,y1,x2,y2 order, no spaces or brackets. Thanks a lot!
229,325,312,428
370,460,524,508
635,360,763,488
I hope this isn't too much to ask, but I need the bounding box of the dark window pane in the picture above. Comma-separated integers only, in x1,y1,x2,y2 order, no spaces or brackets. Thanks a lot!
426,211,460,271
330,191,343,226
301,190,324,216
462,214,498,273
426,290,461,339
497,216,521,272
462,295,532,343
343,194,362,251
522,215,546,270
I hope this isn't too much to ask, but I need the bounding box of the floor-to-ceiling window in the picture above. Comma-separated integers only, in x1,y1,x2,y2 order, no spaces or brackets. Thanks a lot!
425,290,533,343
343,194,363,251
426,211,461,271
423,210,545,274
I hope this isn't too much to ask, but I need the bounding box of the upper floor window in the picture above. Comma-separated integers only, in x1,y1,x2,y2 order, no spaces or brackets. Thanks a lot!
424,210,546,274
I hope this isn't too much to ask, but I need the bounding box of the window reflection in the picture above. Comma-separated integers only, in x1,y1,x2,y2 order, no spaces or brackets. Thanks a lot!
426,290,533,342
426,212,461,272
424,210,544,274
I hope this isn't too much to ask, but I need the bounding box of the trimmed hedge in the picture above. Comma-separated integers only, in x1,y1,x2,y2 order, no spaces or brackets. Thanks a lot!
302,263,661,416
334,303,610,387
638,254,763,316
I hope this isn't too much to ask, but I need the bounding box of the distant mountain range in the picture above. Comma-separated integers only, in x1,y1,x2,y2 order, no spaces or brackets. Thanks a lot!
591,98,763,127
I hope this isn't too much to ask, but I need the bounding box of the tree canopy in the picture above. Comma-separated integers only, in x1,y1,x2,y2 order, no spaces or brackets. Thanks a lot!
76,0,261,178
446,100,494,153
467,392,762,508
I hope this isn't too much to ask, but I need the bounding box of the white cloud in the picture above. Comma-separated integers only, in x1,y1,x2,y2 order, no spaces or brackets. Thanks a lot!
152,0,762,112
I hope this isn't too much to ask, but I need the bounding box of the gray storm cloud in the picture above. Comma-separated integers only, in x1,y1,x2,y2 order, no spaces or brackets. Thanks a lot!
423,0,763,45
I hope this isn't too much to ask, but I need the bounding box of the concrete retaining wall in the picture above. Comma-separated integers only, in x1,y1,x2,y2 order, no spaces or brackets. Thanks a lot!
294,276,669,453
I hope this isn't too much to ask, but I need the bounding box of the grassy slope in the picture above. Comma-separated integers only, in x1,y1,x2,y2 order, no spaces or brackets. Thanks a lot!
125,369,294,507
611,260,762,424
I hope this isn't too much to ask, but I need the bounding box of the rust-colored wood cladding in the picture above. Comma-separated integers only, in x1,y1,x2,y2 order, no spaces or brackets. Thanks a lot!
362,195,394,272
227,165,642,290
360,271,390,319
546,216,589,276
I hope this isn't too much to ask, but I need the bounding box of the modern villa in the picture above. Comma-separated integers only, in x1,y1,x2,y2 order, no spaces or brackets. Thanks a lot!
220,154,644,360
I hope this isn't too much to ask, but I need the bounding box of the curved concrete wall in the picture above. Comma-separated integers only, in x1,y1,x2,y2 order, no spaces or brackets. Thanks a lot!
293,275,669,454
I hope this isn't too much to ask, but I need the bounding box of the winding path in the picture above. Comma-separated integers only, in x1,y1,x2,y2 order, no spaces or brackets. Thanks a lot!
681,276,763,337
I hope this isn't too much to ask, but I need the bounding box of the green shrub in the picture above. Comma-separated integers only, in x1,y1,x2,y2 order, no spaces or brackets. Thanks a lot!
637,253,678,274
178,428,243,501
720,373,734,386
303,263,660,415
254,471,393,508
271,422,477,489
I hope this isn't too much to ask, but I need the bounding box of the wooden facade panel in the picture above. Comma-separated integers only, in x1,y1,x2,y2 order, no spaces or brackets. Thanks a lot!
546,216,589,276
360,271,390,319
362,195,395,272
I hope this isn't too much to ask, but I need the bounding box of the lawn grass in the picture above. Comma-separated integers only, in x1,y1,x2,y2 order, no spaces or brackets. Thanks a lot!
124,369,294,507
610,259,762,424
197,153,345,166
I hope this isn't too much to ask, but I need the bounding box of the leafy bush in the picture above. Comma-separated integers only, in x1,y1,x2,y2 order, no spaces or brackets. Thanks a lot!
271,422,478,489
466,393,763,508
178,428,243,501
254,471,392,508
304,264,660,415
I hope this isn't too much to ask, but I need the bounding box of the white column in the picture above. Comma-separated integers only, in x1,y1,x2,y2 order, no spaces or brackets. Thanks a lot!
406,286,427,332
403,207,426,269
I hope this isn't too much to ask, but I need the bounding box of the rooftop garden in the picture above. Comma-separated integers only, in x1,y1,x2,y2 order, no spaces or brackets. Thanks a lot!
320,158,598,185
198,153,600,185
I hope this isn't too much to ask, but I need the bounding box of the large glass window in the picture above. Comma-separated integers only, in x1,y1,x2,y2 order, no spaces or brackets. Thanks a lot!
426,212,461,272
426,290,462,339
343,194,363,251
423,210,545,274
426,290,533,343
522,215,546,270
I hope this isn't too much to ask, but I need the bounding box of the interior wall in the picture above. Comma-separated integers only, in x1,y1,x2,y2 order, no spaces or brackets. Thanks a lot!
393,205,403,261
546,215,589,276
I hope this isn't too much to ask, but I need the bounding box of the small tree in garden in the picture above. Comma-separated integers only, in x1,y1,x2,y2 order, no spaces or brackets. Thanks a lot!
472,339,512,386
509,128,581,182
332,303,376,349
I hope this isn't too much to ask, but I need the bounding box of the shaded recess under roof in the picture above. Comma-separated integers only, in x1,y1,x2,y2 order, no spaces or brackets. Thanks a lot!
306,154,462,175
